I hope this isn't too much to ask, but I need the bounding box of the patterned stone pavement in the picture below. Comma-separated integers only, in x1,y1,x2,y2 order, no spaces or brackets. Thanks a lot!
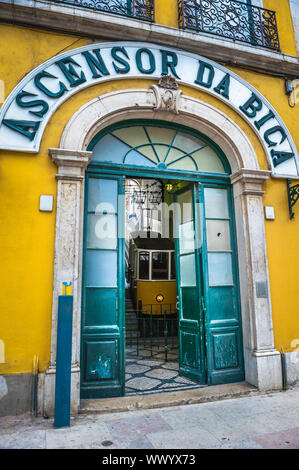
125,358,204,396
0,386,298,449
125,345,204,396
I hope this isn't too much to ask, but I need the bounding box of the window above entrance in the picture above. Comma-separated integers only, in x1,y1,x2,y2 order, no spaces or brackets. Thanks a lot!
90,124,227,174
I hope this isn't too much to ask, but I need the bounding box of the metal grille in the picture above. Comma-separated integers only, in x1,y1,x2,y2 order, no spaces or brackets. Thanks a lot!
178,0,280,51
50,0,155,22
126,307,178,362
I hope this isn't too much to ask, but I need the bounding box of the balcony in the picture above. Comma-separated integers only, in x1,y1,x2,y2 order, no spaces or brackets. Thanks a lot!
178,0,280,51
50,0,155,22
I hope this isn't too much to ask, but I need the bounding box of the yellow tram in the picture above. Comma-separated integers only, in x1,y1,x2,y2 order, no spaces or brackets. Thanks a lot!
128,236,177,315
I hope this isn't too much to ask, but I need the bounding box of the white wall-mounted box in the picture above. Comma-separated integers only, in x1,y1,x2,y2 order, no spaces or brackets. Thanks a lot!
40,195,54,212
264,206,275,220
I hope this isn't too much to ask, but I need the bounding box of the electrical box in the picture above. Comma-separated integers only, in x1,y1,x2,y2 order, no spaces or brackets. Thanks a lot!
264,206,275,220
39,195,54,212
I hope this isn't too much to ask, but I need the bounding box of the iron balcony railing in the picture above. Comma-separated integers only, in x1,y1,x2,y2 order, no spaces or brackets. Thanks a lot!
178,0,280,51
50,0,155,22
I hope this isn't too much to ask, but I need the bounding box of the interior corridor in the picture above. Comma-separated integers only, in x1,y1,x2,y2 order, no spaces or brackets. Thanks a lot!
124,177,204,396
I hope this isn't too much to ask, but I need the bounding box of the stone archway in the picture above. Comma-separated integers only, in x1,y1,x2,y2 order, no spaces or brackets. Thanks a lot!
42,88,282,416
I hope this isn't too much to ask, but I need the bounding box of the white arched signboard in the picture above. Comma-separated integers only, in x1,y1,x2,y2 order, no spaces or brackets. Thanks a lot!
0,41,298,178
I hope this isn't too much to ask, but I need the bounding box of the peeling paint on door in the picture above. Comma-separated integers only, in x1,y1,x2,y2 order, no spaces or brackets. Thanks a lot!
90,354,112,379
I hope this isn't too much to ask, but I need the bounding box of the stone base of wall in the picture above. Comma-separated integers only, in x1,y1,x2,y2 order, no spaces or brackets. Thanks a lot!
285,351,299,386
0,373,32,417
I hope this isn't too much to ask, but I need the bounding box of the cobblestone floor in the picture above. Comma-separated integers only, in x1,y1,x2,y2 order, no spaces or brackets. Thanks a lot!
0,387,298,449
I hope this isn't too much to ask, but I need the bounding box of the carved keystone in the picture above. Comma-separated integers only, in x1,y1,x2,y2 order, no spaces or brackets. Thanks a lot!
150,75,182,114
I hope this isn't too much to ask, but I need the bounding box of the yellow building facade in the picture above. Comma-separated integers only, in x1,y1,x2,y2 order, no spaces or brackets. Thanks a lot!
0,0,298,416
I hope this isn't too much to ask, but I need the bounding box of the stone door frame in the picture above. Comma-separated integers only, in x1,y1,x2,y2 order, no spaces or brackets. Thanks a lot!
42,89,282,416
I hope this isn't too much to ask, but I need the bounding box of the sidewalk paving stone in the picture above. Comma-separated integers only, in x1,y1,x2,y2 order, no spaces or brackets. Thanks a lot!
0,387,298,449
146,427,221,449
0,430,46,449
254,427,299,449
104,414,171,441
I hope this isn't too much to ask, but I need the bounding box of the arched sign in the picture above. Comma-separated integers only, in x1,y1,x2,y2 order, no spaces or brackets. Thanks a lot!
0,41,298,178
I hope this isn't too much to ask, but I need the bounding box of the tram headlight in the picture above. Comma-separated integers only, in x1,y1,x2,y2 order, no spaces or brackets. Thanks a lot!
156,294,164,303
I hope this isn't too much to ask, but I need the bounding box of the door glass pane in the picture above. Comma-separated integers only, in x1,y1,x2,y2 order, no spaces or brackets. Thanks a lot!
152,144,168,161
124,151,156,168
179,220,195,254
168,157,197,171
180,253,196,287
193,147,225,174
87,214,117,250
177,190,193,223
147,127,176,147
174,132,205,154
112,126,147,149
86,251,117,287
152,252,169,280
134,145,158,163
112,127,158,163
164,148,185,165
206,220,231,251
139,251,149,279
88,178,118,213
204,187,229,219
208,252,233,286
92,134,129,165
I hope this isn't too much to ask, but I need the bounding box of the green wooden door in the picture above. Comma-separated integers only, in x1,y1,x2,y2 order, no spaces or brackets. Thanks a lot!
175,183,244,385
175,184,206,384
80,175,125,398
202,185,245,385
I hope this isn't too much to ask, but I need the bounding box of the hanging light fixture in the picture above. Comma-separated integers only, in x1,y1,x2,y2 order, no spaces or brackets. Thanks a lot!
148,190,162,205
134,189,146,205
165,181,179,193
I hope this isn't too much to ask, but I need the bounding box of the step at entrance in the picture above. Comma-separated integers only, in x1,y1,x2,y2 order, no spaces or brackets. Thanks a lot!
79,382,258,415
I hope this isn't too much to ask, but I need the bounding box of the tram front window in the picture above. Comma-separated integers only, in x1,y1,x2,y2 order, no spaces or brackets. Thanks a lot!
152,252,169,280
139,251,149,279
171,251,176,280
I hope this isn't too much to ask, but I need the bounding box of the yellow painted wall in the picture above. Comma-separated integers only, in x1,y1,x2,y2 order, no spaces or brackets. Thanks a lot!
264,0,297,55
263,180,299,353
155,0,178,29
0,10,298,377
0,26,92,376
